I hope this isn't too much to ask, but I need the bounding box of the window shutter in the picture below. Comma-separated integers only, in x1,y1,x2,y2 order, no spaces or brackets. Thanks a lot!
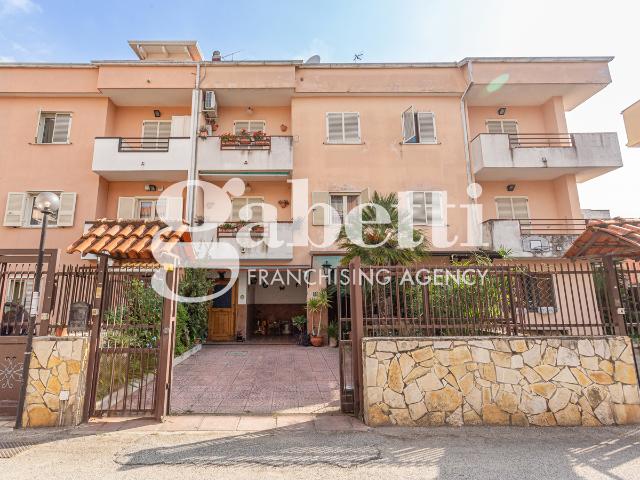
412,192,427,224
56,192,77,227
34,108,42,143
402,107,416,143
230,198,244,221
311,191,330,226
249,121,266,133
502,121,518,135
343,113,360,143
52,113,71,143
486,120,503,134
157,197,183,222
326,113,343,143
512,198,530,220
417,112,436,143
429,191,444,225
358,187,370,205
495,198,513,219
158,121,171,138
117,197,136,219
3,193,27,226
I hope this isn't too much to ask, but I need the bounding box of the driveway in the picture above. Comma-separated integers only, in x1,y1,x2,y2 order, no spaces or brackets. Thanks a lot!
170,344,340,414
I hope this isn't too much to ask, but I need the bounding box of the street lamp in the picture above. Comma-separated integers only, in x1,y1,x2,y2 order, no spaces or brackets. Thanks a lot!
15,192,59,429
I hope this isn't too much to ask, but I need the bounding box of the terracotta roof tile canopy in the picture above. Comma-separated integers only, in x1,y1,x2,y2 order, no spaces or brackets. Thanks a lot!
564,219,640,259
67,219,191,261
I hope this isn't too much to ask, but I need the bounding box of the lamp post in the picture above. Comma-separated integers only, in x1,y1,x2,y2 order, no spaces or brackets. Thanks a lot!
15,192,60,429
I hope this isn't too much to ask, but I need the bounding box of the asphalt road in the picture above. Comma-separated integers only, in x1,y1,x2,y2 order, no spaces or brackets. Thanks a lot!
2,422,640,479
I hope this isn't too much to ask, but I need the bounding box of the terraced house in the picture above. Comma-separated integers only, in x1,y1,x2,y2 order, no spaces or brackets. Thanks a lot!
0,40,625,345
5,41,638,424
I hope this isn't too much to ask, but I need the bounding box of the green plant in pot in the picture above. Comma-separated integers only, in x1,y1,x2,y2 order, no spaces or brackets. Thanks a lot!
327,321,339,348
306,288,331,347
291,314,308,346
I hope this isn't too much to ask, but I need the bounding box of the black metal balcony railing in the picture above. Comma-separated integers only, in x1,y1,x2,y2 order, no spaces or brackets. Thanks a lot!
508,133,574,148
517,218,589,236
117,137,171,152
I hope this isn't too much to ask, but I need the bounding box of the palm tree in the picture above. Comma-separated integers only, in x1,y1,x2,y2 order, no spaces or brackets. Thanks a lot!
337,191,430,266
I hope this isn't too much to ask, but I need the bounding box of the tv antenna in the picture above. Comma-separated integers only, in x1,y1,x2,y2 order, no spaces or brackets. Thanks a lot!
353,52,364,62
222,50,242,61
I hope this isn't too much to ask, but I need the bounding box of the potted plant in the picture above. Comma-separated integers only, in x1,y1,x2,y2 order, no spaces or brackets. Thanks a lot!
220,132,237,146
327,321,339,348
218,222,238,236
250,224,265,239
238,128,252,145
306,288,331,347
292,314,308,346
198,126,209,139
253,130,269,146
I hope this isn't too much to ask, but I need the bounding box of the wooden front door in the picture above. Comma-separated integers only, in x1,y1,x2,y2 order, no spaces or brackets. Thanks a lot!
207,281,236,342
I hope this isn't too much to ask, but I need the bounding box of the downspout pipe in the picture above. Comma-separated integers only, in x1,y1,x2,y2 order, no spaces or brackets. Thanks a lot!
186,62,201,225
460,60,474,190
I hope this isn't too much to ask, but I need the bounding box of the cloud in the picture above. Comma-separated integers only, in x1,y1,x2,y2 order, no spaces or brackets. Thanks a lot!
0,55,16,62
0,0,41,16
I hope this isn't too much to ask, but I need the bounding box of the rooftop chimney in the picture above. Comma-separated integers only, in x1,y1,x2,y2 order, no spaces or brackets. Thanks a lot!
212,50,222,62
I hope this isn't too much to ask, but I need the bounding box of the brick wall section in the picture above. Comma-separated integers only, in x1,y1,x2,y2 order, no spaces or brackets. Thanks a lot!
22,337,89,428
363,336,640,427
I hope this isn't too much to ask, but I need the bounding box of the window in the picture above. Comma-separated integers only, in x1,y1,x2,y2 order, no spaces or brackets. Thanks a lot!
231,197,263,222
329,194,359,225
326,112,361,144
521,273,556,312
233,121,266,135
402,108,437,144
142,120,171,149
36,112,71,144
4,278,34,305
411,191,444,225
495,197,530,220
116,196,183,221
3,192,76,227
486,119,518,134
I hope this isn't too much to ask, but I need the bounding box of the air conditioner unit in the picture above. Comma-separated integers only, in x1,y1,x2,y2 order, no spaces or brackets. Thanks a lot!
203,90,216,111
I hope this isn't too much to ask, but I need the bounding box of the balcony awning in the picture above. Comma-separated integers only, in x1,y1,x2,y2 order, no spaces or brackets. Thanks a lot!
564,219,640,259
67,219,190,261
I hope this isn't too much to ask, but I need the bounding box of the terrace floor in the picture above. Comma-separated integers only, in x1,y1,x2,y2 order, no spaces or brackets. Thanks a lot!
170,344,341,415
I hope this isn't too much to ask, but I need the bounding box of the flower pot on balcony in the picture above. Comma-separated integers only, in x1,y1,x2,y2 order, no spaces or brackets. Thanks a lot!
310,335,323,347
239,138,251,145
254,140,270,146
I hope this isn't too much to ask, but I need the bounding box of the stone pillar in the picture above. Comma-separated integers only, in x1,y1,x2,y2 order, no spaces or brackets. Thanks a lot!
22,336,89,428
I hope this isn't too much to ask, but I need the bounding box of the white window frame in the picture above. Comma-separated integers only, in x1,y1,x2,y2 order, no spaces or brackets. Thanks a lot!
22,191,62,228
411,191,445,226
402,108,438,144
325,112,361,144
486,119,519,134
495,196,531,220
134,197,160,220
231,196,264,222
4,277,35,305
233,120,267,135
329,193,360,225
36,112,72,144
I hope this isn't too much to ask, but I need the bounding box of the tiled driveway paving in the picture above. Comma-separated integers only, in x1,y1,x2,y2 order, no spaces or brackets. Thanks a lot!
170,344,340,414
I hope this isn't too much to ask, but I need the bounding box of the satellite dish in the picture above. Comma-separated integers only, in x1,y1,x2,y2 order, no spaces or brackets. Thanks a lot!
305,55,321,64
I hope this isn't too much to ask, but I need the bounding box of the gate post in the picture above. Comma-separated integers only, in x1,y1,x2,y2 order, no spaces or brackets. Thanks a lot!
349,257,364,419
155,263,178,420
37,249,58,335
602,256,627,336
82,255,108,422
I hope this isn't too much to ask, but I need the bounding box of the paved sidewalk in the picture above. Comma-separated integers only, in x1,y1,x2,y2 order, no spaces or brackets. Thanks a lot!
171,344,340,414
2,416,640,479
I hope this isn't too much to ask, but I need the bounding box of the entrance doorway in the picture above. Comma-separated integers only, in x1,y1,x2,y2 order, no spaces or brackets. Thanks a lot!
207,281,236,342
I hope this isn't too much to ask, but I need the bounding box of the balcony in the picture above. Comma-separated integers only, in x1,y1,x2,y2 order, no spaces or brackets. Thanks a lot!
218,222,293,260
471,132,622,182
483,218,588,257
197,136,293,180
92,137,190,181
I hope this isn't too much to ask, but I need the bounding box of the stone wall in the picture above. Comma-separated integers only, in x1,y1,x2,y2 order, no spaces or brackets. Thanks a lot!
22,337,89,428
363,336,640,427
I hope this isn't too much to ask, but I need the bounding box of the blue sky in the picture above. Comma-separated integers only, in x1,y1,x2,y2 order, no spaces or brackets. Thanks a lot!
1,0,638,216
